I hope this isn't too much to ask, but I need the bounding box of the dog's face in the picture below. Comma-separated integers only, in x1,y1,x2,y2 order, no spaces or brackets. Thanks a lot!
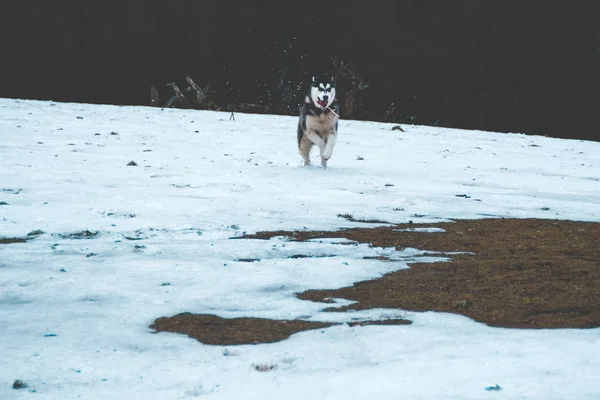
309,77,336,109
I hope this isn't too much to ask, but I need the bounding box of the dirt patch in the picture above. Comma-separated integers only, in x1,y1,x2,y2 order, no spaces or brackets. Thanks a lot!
151,313,328,345
54,230,99,240
347,319,411,327
151,218,600,345
0,238,28,244
0,230,43,244
150,313,410,345
245,218,600,329
337,213,391,224
151,313,334,345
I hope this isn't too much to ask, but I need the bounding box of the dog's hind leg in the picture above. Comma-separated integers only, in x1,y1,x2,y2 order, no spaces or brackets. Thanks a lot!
299,136,314,166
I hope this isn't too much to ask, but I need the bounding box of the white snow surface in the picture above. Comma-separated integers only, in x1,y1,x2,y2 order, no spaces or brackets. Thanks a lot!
1,98,599,399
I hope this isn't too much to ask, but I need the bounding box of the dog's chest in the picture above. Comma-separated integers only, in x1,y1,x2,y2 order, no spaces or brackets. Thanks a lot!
306,112,338,135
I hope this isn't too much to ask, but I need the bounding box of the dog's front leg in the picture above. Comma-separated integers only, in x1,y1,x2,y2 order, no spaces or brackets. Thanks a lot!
322,132,336,162
306,131,326,155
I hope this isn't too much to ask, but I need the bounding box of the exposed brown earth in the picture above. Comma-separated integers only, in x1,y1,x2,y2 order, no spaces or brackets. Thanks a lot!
248,218,600,329
150,313,410,345
0,238,28,244
151,218,600,344
150,313,409,345
151,313,334,345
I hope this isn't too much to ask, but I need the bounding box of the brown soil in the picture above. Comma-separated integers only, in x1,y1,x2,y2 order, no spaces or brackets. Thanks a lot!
346,319,412,327
0,238,28,244
150,313,409,345
151,218,600,345
245,218,600,329
151,313,334,345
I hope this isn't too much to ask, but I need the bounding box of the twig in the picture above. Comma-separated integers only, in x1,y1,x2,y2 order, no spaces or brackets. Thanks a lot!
326,106,340,117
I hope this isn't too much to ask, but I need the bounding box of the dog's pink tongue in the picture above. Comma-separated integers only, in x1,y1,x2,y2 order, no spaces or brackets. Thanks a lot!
317,100,327,107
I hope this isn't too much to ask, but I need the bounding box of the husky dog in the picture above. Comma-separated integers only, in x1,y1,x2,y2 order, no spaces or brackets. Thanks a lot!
297,76,339,168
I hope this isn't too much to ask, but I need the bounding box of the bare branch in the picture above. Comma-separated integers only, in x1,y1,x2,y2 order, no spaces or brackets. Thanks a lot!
165,82,192,108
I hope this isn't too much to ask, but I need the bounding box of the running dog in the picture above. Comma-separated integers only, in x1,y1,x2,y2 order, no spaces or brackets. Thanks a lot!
297,76,339,168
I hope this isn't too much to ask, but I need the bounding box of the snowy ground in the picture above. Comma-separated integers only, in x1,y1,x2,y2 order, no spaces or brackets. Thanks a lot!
1,98,599,399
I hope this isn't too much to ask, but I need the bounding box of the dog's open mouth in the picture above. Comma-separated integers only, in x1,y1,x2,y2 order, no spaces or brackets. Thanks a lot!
316,99,328,108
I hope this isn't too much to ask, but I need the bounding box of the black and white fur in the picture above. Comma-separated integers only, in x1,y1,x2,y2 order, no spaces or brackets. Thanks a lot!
297,76,339,168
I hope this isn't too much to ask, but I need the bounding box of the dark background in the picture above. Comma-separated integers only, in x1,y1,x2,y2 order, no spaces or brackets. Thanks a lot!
2,1,599,141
